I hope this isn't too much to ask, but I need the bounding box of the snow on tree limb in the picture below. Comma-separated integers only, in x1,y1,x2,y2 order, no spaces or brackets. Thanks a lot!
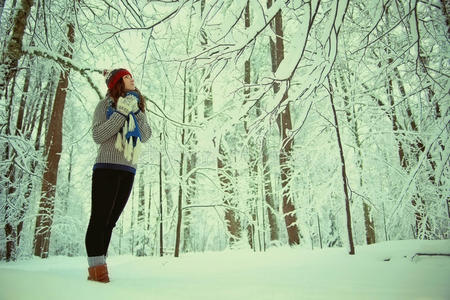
23,46,103,100
387,121,450,231
174,0,284,64
99,0,190,43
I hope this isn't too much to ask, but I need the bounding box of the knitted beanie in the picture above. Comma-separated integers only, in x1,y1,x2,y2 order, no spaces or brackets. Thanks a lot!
103,68,131,90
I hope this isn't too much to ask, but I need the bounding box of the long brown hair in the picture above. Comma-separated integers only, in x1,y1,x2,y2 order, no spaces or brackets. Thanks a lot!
108,78,146,112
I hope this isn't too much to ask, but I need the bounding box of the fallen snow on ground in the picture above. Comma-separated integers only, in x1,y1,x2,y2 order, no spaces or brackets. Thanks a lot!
0,240,449,300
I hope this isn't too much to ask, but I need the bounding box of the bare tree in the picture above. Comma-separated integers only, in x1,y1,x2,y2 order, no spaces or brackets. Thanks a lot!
174,66,188,258
336,69,375,245
327,76,355,255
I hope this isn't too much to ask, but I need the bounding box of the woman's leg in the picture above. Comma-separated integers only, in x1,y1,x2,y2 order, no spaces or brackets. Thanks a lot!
103,170,135,256
85,169,120,260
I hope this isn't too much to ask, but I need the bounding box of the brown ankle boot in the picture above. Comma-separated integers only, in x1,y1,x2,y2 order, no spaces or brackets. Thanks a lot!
87,264,110,283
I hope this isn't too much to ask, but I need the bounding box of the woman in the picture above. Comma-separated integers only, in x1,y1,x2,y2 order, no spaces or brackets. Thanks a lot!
85,68,152,283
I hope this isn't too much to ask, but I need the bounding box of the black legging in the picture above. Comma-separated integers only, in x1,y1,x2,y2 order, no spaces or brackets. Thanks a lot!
85,168,134,257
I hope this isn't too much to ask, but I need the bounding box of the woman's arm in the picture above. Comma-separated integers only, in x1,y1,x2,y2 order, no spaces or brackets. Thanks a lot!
92,100,126,144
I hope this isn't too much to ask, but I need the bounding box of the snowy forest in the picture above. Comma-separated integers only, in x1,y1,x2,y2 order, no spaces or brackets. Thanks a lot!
0,0,448,263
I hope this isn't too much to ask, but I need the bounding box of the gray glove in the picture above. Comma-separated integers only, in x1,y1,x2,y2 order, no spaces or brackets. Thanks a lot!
116,96,136,115
124,94,140,113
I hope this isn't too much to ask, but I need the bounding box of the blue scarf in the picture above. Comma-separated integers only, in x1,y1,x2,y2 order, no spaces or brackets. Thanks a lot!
106,92,142,162
106,92,142,146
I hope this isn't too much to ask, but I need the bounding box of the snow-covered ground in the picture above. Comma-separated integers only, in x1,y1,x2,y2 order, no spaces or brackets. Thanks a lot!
0,240,449,300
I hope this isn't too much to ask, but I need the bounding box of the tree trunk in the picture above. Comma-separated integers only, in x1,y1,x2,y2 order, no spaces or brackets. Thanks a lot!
15,65,31,135
23,72,41,138
262,136,279,242
200,0,212,119
32,74,53,148
137,169,146,256
0,0,7,22
217,141,241,245
277,103,299,245
0,0,34,99
131,189,135,255
44,80,55,132
440,0,449,35
328,76,355,255
33,22,75,258
174,66,188,258
4,73,19,261
183,71,197,253
163,169,172,213
183,150,195,252
147,183,152,255
180,6,197,254
159,133,164,257
243,0,258,250
17,73,51,247
268,0,299,245
4,170,17,260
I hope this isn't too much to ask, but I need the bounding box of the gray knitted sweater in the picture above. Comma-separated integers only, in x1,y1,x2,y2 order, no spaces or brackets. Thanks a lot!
92,97,152,173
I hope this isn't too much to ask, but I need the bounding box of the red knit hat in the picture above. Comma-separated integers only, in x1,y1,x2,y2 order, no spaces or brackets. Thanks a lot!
103,68,132,90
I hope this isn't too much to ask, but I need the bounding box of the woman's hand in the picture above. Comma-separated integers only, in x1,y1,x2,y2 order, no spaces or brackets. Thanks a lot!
124,91,140,113
116,96,136,115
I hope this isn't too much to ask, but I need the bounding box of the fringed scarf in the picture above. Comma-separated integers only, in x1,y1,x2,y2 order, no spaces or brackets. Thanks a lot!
106,92,143,164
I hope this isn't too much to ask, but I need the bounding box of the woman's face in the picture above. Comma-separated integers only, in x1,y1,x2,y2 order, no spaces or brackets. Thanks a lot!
123,74,135,90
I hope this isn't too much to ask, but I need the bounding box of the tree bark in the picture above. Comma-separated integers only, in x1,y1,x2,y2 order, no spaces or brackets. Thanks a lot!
217,141,241,245
183,150,195,252
146,184,152,255
243,0,259,250
15,65,31,136
183,71,197,253
137,169,146,256
18,73,51,247
0,0,34,99
159,133,164,257
268,0,299,245
440,0,450,35
131,189,135,255
262,136,279,242
174,67,188,258
4,73,19,261
33,22,74,258
200,0,212,119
